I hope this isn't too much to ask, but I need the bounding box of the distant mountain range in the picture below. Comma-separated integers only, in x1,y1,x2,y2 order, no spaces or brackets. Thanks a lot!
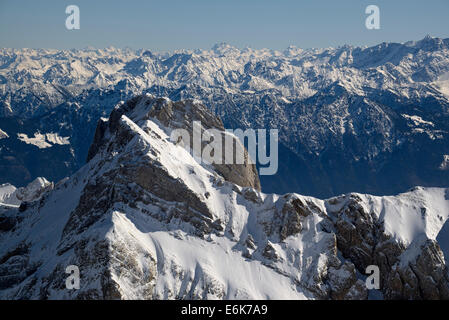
1,36,449,197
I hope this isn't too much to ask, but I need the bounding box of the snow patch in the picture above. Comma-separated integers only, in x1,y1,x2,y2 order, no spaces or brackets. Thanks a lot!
357,188,449,246
0,128,9,139
0,177,52,206
0,183,17,204
402,114,434,127
440,155,449,170
17,132,70,149
434,71,449,98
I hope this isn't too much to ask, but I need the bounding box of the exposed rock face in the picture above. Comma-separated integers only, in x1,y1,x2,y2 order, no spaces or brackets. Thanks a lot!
383,240,449,299
15,177,53,203
0,177,53,207
88,95,260,191
327,261,368,300
0,95,448,300
327,191,449,300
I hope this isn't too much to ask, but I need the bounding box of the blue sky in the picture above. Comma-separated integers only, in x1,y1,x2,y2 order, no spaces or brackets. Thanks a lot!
0,0,448,50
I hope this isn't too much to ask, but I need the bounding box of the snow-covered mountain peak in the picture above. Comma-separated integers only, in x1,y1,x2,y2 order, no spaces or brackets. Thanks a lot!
1,36,448,198
87,94,260,190
0,95,448,300
0,177,53,207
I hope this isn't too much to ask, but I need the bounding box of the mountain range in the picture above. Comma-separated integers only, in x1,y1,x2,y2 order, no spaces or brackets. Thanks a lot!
1,95,448,299
1,36,449,197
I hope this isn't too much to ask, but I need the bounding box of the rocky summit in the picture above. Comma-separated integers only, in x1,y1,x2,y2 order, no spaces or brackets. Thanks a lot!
0,95,448,300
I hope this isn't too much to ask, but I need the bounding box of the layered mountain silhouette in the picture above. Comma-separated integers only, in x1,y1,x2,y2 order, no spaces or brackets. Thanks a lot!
0,95,448,299
1,37,449,197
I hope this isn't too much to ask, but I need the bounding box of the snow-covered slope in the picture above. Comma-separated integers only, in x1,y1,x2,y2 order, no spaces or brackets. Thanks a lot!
0,183,16,205
0,177,52,207
0,95,447,300
2,37,449,118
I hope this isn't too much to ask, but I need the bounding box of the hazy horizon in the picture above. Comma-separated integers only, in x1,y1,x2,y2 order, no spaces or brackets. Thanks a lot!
1,34,449,53
1,0,449,51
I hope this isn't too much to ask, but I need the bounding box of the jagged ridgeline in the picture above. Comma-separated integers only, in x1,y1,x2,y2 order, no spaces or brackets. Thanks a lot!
0,95,448,299
1,37,449,197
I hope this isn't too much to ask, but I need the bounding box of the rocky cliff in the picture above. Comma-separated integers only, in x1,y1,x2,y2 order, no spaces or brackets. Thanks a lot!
0,95,448,299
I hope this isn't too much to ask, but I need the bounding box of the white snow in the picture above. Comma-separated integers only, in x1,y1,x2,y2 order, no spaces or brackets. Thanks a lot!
108,211,308,299
434,71,449,98
45,133,70,145
440,155,449,170
0,177,52,206
402,114,435,127
0,128,8,139
17,132,70,149
1,95,449,299
100,104,449,298
3,37,449,119
354,188,449,246
0,183,17,204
